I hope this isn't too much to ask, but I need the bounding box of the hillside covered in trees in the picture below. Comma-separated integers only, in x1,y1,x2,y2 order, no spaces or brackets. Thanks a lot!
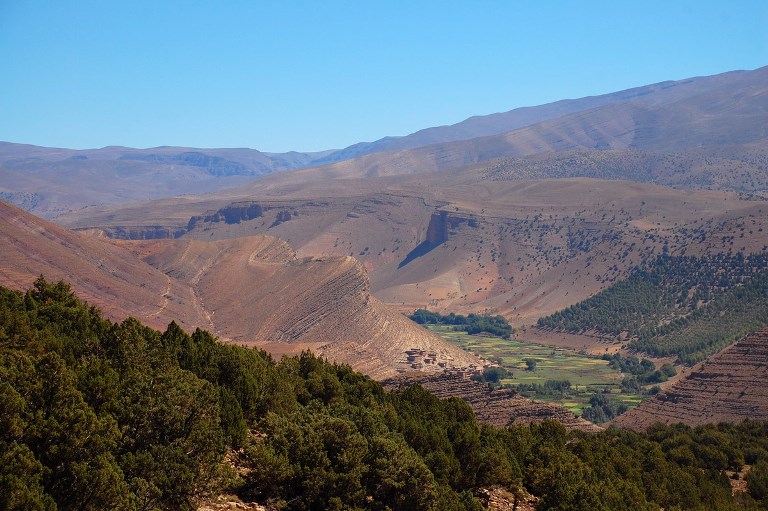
537,253,768,363
3,278,768,510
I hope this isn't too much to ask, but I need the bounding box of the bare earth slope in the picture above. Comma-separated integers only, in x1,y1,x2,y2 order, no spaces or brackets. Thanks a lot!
128,237,478,379
0,200,477,378
0,199,204,331
613,328,768,431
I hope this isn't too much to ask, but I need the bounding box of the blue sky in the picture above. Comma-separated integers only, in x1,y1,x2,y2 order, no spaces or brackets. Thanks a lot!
1,1,766,153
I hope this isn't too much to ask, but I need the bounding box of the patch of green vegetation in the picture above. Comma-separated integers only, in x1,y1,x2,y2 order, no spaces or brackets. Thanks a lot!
604,353,676,389
410,309,513,339
470,365,512,385
426,325,635,414
5,278,768,510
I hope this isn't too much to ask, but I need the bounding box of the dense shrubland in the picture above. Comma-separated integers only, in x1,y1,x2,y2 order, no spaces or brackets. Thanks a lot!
603,353,676,385
409,309,513,339
538,253,768,363
2,278,768,510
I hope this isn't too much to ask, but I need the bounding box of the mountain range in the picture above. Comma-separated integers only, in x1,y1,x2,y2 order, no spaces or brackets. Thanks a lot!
2,65,768,430
3,66,765,219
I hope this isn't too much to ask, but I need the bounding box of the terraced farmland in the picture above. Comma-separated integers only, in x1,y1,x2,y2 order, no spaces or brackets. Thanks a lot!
428,325,640,414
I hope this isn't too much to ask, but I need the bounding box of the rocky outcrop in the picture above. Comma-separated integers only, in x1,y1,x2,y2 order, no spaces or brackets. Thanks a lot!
383,372,601,432
270,210,293,227
613,328,768,431
400,210,480,268
425,211,450,245
425,210,479,246
95,201,274,239
188,202,264,229
88,225,187,240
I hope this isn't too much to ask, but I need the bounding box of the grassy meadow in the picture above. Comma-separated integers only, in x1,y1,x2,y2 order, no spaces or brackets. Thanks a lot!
427,325,643,414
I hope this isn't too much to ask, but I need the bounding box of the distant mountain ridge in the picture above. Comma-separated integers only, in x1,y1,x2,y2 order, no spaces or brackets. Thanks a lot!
313,66,765,163
0,143,335,218
2,65,766,218
294,66,768,180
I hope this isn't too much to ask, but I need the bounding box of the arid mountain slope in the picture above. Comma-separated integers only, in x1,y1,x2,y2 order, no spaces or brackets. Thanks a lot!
316,67,764,163
0,199,204,331
64,176,768,324
0,200,477,378
128,236,478,379
613,328,768,431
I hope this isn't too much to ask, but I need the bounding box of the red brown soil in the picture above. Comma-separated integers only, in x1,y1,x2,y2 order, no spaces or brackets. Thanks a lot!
0,199,203,332
612,328,768,431
0,200,478,379
383,372,601,433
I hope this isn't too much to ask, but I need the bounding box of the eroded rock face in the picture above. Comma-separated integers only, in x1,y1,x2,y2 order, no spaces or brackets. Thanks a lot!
613,328,768,431
383,372,601,433
188,202,264,229
425,210,479,246
131,236,479,380
93,225,186,240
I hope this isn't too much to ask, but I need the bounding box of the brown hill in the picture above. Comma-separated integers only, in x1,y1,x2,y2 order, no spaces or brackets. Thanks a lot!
0,200,477,378
0,198,203,331
62,176,768,325
383,373,601,433
612,328,768,431
126,236,478,379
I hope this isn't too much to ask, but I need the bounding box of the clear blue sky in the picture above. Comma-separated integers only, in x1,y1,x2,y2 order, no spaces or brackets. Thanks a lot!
1,1,766,153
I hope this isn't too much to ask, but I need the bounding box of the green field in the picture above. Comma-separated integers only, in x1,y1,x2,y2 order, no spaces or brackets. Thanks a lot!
428,325,642,414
